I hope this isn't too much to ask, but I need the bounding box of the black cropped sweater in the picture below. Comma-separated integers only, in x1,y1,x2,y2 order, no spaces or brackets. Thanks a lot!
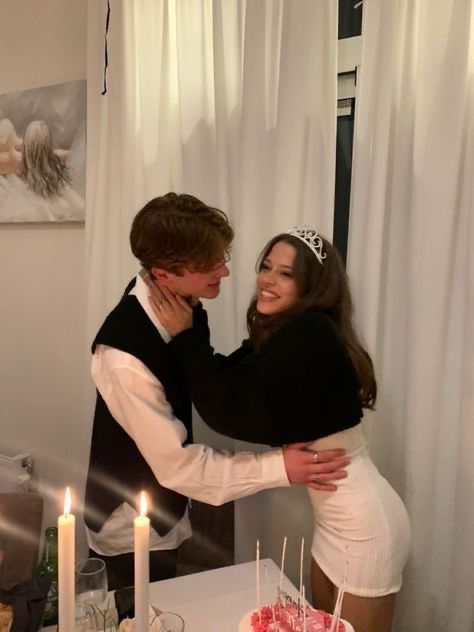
169,310,363,446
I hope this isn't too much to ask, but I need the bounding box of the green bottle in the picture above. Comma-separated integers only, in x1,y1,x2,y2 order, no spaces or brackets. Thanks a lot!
36,526,59,626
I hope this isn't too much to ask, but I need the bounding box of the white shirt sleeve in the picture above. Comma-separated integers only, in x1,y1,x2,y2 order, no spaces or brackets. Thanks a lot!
91,345,289,506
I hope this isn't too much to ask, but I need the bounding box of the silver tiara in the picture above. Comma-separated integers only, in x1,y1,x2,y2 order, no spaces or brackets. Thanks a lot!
286,225,326,265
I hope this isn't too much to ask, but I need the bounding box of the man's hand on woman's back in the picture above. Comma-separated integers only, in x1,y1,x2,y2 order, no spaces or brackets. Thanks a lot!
282,443,349,491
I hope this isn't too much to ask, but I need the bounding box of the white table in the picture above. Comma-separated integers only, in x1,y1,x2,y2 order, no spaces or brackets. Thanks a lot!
148,558,298,631
47,559,353,631
45,559,294,631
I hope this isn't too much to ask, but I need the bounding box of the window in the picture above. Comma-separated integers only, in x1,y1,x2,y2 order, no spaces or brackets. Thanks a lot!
339,0,362,39
333,0,362,264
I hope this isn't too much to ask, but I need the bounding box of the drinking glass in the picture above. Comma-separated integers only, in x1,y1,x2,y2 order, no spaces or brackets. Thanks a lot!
74,604,96,632
155,611,185,632
75,557,108,630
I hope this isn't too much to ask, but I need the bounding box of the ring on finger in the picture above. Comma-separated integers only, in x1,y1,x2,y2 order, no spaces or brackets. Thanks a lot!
314,475,324,484
313,451,319,462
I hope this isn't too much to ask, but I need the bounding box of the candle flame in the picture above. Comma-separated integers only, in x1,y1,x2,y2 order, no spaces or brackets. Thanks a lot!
64,487,71,515
139,491,147,518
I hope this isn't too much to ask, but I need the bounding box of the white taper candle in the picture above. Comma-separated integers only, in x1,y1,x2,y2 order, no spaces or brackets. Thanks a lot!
134,492,150,632
58,487,75,632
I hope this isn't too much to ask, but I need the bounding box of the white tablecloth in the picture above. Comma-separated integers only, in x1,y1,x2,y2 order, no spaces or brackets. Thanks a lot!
47,558,353,631
148,558,298,631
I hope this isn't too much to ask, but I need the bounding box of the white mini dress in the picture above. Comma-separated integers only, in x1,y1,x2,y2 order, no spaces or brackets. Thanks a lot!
308,424,411,597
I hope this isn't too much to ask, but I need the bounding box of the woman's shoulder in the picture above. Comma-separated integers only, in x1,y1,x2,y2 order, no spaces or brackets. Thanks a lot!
260,310,342,360
297,309,336,327
277,310,339,339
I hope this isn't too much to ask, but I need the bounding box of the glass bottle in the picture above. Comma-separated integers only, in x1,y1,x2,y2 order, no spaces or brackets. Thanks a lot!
36,526,58,626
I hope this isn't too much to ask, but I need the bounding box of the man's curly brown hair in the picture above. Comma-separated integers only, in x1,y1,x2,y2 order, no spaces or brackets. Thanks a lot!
130,192,234,275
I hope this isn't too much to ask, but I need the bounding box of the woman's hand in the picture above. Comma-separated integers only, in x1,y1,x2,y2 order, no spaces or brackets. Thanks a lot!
143,273,193,336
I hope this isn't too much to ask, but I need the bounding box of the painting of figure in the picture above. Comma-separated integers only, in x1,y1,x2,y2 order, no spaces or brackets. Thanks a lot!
0,80,85,223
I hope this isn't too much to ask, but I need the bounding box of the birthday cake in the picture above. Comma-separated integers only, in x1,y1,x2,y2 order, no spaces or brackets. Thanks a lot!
239,536,353,632
238,600,354,632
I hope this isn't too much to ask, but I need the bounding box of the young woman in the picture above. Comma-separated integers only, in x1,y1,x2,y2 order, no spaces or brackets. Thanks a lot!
147,226,411,632
0,119,84,222
20,120,71,197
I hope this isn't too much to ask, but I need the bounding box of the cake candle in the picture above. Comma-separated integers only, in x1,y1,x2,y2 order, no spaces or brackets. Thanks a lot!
330,585,345,632
271,604,278,631
256,540,261,622
330,558,348,632
278,536,287,595
302,585,307,632
299,537,304,608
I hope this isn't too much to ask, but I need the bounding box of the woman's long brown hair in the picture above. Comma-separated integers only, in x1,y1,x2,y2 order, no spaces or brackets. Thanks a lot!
247,234,377,409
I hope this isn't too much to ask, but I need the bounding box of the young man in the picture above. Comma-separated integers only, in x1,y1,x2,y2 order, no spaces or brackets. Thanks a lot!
84,193,348,589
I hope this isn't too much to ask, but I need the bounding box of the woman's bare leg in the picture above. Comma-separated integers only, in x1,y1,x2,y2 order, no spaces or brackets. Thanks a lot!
310,557,336,613
311,557,397,632
340,592,396,632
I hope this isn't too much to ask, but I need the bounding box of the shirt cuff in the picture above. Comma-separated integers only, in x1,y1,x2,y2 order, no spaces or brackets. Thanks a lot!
260,448,290,488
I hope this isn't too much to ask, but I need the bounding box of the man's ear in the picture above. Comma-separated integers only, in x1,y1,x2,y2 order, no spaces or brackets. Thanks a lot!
150,267,171,284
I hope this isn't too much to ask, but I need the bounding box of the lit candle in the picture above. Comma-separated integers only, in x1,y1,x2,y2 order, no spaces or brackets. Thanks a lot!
278,536,287,595
134,492,150,632
58,487,75,632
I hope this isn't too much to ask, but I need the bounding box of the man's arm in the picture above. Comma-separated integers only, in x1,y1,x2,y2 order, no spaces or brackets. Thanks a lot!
92,346,348,505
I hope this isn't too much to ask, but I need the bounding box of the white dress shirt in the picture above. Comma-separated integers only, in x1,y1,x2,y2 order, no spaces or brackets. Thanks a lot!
86,275,289,555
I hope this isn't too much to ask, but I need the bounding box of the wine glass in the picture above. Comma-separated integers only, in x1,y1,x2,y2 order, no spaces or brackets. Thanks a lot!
75,557,108,630
74,604,96,632
155,611,185,632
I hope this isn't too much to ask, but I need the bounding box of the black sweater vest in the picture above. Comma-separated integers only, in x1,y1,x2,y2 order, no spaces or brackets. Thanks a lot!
84,282,193,536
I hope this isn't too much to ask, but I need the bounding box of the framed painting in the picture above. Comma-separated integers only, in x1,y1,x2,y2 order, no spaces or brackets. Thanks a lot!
0,80,86,223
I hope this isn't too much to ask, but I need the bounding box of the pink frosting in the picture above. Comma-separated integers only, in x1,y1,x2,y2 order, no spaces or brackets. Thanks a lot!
249,603,346,632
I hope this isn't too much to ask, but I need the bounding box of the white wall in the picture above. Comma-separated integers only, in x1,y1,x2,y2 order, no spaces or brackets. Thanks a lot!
0,0,89,554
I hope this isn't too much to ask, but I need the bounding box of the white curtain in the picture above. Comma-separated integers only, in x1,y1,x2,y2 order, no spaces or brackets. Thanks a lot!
348,1,474,629
86,0,337,351
86,0,337,590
